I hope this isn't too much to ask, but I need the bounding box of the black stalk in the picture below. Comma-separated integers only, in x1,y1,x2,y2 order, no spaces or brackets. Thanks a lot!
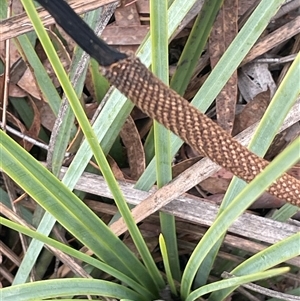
35,0,127,66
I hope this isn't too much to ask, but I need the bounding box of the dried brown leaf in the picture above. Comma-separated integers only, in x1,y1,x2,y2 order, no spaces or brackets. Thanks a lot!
120,115,145,180
209,0,238,133
233,90,270,136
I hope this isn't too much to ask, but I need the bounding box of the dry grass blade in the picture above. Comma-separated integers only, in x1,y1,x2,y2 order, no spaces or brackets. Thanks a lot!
209,0,238,133
242,14,300,65
0,0,118,41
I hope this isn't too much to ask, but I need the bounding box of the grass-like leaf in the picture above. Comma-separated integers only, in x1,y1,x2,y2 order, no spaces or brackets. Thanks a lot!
159,234,177,296
180,137,300,299
1,130,155,289
48,11,96,175
1,278,143,301
1,217,153,300
150,0,181,282
15,33,61,115
20,0,165,290
170,0,224,95
208,232,300,300
186,267,289,301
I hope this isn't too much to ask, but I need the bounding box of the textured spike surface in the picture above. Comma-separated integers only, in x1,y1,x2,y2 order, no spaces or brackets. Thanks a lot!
101,56,300,206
